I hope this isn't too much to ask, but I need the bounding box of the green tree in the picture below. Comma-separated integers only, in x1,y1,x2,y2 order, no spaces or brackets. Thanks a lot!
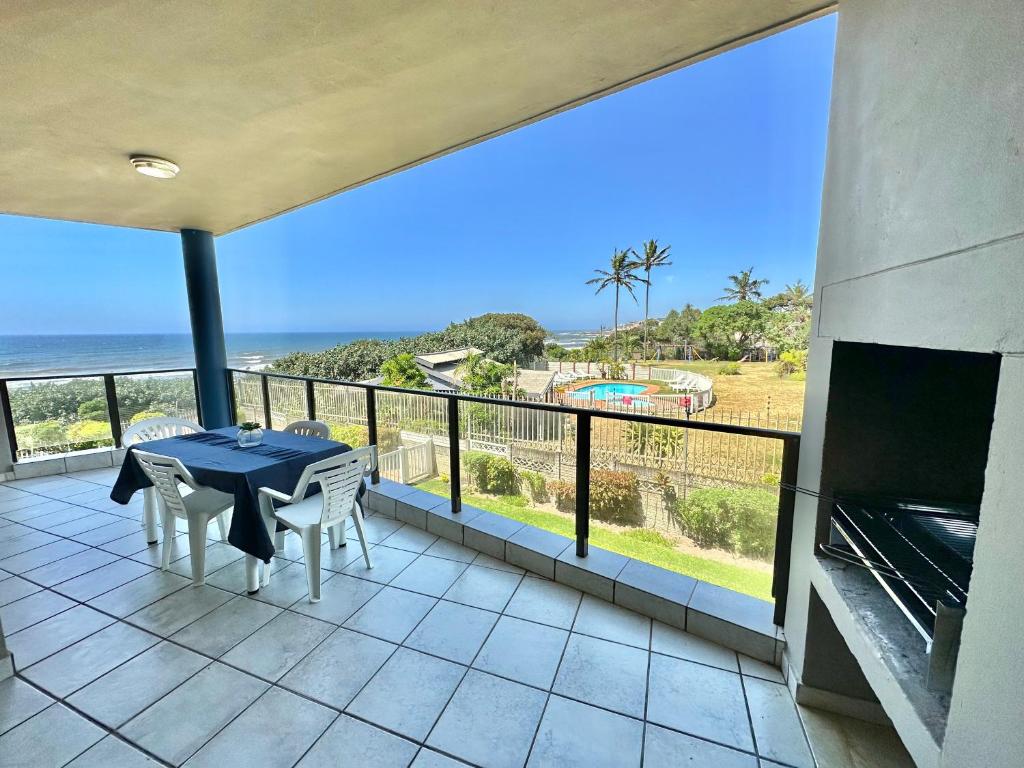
633,239,673,360
618,332,642,360
586,249,646,361
380,354,429,389
582,336,610,362
457,353,515,397
77,398,108,421
655,303,702,346
693,301,771,359
720,267,769,302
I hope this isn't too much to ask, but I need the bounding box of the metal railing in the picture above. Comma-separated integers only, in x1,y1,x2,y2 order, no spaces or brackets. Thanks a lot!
227,367,801,623
0,368,201,459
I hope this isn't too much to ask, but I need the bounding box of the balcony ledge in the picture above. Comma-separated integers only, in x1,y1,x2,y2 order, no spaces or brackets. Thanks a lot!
365,478,783,664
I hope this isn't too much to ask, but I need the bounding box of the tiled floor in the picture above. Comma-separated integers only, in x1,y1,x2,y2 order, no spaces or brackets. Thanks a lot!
0,469,853,768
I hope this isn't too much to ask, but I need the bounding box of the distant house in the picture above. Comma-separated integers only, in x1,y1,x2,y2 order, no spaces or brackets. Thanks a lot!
365,346,555,400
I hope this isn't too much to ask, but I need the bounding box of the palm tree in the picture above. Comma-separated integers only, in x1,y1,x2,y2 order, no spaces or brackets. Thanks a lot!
586,249,646,361
720,267,769,302
619,332,642,360
782,280,812,308
634,239,673,360
583,336,610,362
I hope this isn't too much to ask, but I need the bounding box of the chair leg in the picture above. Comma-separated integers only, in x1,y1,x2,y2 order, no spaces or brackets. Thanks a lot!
327,523,347,550
186,514,209,586
300,525,322,602
160,508,177,571
143,487,159,544
216,511,230,543
350,501,373,570
260,507,278,588
275,530,286,551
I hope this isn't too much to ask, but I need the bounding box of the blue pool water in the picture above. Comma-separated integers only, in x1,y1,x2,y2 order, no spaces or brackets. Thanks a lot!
570,383,648,401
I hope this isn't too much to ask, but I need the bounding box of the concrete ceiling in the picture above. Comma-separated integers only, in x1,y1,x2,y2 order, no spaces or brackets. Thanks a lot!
0,1,832,236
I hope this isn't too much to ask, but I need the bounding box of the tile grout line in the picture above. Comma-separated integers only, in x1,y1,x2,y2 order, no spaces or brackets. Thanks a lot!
640,619,654,767
416,567,529,765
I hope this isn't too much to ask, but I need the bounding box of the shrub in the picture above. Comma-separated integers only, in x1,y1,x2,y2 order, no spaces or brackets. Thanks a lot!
462,451,518,495
548,481,576,513
14,420,67,450
439,472,450,484
625,424,684,458
77,398,108,421
329,422,368,448
485,457,518,495
718,362,742,376
463,451,491,490
775,349,808,378
66,419,113,448
675,487,778,560
519,470,548,503
590,470,642,525
129,410,168,424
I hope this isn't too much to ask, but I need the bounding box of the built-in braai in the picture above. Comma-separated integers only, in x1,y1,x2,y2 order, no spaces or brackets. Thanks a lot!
815,341,1000,689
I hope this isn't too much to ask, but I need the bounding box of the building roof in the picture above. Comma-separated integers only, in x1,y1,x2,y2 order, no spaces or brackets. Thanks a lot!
514,369,556,397
0,2,830,235
414,348,485,369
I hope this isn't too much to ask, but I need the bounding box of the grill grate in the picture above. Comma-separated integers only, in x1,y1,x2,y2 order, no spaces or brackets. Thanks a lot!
822,495,978,642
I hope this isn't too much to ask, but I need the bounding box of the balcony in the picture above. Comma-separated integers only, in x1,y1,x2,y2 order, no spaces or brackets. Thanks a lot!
0,462,913,767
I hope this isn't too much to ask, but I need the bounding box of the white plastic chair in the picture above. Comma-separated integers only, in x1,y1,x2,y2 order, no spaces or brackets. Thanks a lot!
121,417,205,543
283,420,331,439
132,449,234,586
257,446,375,602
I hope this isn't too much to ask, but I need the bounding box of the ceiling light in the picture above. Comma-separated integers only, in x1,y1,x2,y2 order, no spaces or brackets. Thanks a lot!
129,155,179,179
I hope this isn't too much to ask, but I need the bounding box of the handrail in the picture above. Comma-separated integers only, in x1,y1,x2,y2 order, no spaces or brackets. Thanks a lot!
0,368,201,462
0,367,199,383
227,368,799,440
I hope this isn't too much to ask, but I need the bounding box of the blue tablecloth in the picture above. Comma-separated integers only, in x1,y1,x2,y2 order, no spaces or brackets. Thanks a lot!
110,426,355,562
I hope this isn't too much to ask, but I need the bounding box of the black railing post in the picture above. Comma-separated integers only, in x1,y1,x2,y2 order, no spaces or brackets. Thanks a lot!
103,374,124,448
260,374,272,429
0,380,19,462
306,379,316,420
772,434,800,626
224,370,235,426
447,396,461,513
575,412,591,557
366,388,380,485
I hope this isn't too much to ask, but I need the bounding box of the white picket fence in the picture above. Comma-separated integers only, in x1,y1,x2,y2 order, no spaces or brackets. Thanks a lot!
379,437,435,484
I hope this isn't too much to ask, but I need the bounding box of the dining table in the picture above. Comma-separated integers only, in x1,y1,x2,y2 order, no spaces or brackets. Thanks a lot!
110,425,356,592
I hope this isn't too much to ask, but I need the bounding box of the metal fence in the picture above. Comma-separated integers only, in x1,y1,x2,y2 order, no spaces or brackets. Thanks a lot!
227,367,800,623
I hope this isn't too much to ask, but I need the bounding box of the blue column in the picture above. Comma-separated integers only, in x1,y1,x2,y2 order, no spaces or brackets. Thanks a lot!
181,229,231,428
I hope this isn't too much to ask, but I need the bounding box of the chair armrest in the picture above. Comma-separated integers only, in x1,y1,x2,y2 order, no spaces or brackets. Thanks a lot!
258,487,293,505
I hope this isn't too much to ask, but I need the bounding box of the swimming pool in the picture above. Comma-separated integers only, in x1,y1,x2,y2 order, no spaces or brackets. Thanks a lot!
570,382,649,401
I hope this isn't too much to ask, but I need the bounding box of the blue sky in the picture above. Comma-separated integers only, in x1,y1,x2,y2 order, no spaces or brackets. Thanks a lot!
0,15,836,336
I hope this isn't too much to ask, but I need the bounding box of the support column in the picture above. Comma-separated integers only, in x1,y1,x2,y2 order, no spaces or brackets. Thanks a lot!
181,229,231,428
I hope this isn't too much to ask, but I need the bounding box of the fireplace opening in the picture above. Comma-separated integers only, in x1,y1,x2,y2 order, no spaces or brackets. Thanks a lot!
816,341,1000,687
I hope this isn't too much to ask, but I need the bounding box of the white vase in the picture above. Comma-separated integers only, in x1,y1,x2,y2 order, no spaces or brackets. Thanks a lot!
237,427,264,447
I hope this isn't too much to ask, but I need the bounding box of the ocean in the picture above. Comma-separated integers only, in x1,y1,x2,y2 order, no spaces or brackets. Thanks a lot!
0,330,590,378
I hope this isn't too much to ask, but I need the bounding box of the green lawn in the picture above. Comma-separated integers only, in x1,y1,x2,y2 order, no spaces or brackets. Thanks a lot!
415,478,773,601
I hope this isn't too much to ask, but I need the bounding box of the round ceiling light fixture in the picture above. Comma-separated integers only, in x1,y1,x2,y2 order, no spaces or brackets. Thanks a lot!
129,155,180,179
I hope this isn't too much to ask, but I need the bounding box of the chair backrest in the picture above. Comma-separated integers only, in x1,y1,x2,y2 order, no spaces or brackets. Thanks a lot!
122,417,204,446
290,447,374,528
132,449,199,520
283,420,330,439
